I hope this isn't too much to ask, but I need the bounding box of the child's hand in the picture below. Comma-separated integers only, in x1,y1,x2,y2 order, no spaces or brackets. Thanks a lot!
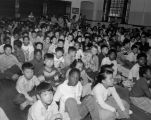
38,75,45,82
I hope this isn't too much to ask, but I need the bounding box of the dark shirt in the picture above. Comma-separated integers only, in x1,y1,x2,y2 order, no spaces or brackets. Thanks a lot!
13,49,25,63
139,42,150,52
30,58,44,76
98,53,105,67
130,77,151,98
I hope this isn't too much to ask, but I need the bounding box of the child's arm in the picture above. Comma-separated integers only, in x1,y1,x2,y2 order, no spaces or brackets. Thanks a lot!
93,85,116,112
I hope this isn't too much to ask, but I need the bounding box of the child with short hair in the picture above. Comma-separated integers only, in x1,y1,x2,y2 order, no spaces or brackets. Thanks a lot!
98,44,109,67
43,36,51,54
54,68,100,120
57,39,64,48
90,45,99,72
92,65,130,120
22,36,34,61
54,47,64,69
13,40,25,64
37,53,61,87
130,66,151,113
48,36,58,54
27,82,63,120
126,44,138,63
0,44,21,80
64,47,76,67
30,49,44,76
75,42,84,60
128,53,147,82
15,62,40,110
101,49,118,78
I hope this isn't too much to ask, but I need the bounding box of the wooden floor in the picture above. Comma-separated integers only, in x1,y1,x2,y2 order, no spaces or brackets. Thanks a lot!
0,79,151,120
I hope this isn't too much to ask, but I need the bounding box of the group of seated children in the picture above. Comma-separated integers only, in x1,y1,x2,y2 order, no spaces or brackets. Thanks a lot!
0,19,151,120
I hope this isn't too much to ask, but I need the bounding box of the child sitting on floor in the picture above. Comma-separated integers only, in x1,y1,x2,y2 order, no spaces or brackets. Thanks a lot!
15,62,40,110
130,66,151,113
128,53,147,82
37,53,61,88
30,49,44,77
64,47,76,67
27,82,63,120
13,40,25,64
54,47,65,69
101,49,118,78
0,44,21,81
92,65,130,120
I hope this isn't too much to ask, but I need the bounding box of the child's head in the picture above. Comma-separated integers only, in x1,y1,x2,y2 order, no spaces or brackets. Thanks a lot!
101,45,109,55
44,36,51,44
57,39,64,48
139,66,151,80
68,47,76,57
137,53,147,66
34,49,42,61
23,36,30,46
51,36,57,44
4,44,12,56
131,44,138,54
68,68,80,86
92,64,114,88
123,38,130,48
75,42,81,50
36,82,54,105
35,42,43,50
91,45,98,55
67,34,73,41
108,49,117,61
55,47,64,59
22,62,34,80
44,53,54,68
70,59,84,72
14,40,22,51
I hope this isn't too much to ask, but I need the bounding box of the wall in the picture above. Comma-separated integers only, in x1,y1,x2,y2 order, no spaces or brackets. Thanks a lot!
128,0,151,26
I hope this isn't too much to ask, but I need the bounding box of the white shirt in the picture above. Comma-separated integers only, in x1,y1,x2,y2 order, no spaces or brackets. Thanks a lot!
76,49,84,59
126,52,137,62
92,83,125,112
16,75,40,95
128,63,140,80
101,57,118,77
22,44,34,61
53,80,82,113
27,100,59,120
54,56,64,68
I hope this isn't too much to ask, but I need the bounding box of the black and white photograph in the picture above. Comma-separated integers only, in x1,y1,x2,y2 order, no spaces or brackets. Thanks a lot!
0,0,151,120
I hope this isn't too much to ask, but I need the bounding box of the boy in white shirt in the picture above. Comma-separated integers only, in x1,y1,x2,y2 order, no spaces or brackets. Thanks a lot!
128,53,147,82
28,82,62,120
15,62,40,110
54,47,64,69
22,36,34,61
53,68,100,120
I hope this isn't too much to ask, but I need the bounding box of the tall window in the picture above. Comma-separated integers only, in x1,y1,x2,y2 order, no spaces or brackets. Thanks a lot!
103,0,130,23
